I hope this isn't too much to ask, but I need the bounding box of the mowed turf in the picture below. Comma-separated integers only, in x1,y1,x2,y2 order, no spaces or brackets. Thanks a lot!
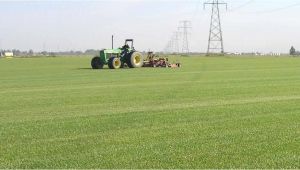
0,56,299,168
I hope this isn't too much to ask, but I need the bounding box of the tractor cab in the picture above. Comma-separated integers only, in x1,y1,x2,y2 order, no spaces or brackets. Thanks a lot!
122,39,135,52
121,39,135,58
124,39,134,49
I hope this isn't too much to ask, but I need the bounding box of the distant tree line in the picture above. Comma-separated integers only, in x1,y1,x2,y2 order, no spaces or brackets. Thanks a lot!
0,49,100,57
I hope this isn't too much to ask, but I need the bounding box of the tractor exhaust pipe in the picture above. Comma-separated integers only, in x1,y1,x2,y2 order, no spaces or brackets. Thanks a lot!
112,35,114,49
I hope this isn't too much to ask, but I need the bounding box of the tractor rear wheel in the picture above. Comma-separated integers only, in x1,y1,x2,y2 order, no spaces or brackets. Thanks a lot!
108,57,122,69
126,52,143,68
91,56,104,69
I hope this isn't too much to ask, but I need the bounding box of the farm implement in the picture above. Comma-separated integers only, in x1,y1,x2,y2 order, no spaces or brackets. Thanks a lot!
143,52,181,68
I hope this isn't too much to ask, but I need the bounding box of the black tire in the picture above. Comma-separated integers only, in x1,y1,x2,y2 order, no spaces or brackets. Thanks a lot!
108,57,122,69
91,56,104,69
126,52,143,68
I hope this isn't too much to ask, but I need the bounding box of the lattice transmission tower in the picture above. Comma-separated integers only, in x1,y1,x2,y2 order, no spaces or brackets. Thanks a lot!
204,0,227,55
164,31,180,54
173,31,180,54
178,20,192,54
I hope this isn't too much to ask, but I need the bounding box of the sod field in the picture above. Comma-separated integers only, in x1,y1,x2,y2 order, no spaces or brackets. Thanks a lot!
0,56,299,168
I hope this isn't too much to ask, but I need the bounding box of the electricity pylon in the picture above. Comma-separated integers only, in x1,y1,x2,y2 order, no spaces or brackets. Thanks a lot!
204,0,227,55
178,20,192,54
164,32,180,54
173,31,180,54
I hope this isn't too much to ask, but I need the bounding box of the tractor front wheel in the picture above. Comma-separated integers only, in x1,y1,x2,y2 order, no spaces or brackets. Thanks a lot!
126,52,143,68
91,56,104,69
108,57,122,69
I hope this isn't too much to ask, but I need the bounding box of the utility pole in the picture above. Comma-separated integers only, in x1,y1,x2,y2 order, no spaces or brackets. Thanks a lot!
204,0,227,55
112,35,114,49
178,20,192,54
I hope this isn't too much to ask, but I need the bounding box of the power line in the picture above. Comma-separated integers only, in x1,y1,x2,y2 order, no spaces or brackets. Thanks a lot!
229,1,300,14
253,2,300,14
193,0,202,17
228,0,254,12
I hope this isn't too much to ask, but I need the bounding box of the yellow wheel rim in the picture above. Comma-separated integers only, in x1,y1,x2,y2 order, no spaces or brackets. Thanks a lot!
114,60,120,67
134,55,141,64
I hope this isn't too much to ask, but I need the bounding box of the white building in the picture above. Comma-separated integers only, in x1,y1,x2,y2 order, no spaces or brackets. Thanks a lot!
4,52,14,57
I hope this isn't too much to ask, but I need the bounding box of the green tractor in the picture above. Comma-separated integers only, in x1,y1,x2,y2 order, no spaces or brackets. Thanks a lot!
91,39,144,69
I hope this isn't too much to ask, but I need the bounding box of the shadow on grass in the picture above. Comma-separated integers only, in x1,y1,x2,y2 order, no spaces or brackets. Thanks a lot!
76,68,132,70
76,68,117,71
77,68,93,70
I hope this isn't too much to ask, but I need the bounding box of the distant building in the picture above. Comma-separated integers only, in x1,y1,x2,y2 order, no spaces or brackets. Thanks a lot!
4,52,14,57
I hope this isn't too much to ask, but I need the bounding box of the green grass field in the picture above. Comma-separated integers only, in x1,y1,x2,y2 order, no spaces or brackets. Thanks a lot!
0,56,299,168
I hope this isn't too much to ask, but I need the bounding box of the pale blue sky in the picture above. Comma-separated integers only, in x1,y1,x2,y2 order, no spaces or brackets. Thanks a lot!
0,0,299,53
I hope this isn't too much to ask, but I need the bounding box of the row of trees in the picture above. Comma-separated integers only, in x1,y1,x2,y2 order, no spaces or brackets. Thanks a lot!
3,48,300,56
0,49,100,56
0,49,34,56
